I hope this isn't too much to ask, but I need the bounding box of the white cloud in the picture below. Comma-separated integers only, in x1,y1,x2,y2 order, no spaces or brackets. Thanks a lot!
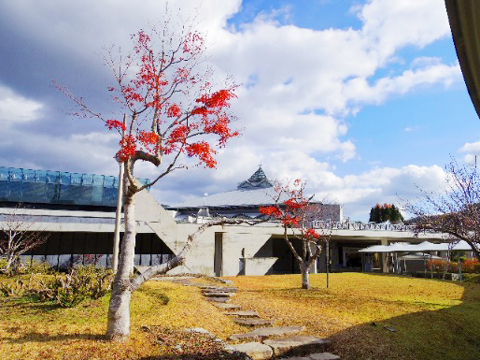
343,62,461,107
358,0,451,63
404,126,420,132
459,140,480,163
0,85,43,124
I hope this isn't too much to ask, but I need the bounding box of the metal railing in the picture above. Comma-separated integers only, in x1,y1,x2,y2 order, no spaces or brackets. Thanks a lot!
310,220,413,231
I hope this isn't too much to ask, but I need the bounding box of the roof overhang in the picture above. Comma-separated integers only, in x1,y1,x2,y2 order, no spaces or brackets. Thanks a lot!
445,0,480,118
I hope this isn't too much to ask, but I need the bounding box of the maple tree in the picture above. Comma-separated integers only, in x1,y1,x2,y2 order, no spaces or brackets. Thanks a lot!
59,25,239,341
260,180,330,289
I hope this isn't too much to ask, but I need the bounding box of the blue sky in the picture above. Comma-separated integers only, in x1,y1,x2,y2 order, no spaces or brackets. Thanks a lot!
0,0,478,221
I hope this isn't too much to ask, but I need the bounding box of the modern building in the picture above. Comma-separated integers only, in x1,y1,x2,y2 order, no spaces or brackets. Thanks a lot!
0,166,446,276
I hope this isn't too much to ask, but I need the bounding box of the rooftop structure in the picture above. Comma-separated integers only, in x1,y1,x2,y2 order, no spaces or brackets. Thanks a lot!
168,167,343,222
0,166,148,210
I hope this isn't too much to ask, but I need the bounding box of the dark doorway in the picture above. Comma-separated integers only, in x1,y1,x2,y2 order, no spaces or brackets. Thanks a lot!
214,232,223,277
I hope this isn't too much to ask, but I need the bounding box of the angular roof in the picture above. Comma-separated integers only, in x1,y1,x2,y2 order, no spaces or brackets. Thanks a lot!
237,167,274,190
170,167,277,209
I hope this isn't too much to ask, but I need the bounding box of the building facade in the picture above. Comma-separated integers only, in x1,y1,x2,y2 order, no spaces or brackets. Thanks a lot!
0,166,446,276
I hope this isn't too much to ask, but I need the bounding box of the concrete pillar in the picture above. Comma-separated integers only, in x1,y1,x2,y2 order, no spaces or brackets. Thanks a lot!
381,239,389,273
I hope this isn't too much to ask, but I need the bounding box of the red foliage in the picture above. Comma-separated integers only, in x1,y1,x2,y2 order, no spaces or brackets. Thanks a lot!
117,135,137,162
462,258,480,273
427,258,480,273
185,142,216,168
105,119,126,132
100,29,238,166
259,206,282,217
260,180,323,242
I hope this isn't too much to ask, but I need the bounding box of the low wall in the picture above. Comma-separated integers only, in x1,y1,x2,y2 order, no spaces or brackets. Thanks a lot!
244,257,278,276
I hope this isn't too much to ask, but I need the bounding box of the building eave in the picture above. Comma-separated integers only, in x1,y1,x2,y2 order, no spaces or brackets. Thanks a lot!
445,0,480,118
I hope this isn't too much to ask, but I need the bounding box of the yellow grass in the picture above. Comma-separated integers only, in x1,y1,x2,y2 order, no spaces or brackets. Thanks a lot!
0,279,244,359
227,273,480,360
0,273,479,359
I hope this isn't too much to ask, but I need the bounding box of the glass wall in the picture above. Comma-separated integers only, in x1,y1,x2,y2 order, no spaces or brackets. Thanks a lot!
23,231,174,269
0,166,149,207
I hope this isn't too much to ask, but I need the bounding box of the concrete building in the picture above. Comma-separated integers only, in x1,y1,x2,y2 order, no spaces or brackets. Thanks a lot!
0,166,446,276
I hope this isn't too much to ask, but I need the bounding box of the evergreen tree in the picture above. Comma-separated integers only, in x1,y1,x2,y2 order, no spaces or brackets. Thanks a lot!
369,204,404,223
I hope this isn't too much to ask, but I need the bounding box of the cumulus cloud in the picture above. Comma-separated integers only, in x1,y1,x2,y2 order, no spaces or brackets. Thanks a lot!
459,140,480,163
0,85,43,124
343,62,461,106
358,0,450,62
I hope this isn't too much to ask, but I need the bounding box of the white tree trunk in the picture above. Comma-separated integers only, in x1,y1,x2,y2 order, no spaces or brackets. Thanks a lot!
301,263,310,289
106,186,136,341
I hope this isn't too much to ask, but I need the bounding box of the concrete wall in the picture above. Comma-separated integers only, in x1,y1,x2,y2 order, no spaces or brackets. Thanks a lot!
244,257,278,275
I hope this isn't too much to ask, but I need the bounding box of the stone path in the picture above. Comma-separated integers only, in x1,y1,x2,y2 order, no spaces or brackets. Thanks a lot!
160,276,341,360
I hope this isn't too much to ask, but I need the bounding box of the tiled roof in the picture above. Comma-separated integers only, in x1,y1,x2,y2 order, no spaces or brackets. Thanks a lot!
237,166,273,190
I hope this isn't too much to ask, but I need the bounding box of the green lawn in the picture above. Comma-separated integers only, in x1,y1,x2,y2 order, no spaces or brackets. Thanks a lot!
0,273,479,359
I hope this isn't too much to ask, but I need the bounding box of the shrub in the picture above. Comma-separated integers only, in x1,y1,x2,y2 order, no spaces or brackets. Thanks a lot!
27,265,114,307
0,258,51,276
22,260,52,275
427,258,480,274
0,279,26,297
463,258,480,273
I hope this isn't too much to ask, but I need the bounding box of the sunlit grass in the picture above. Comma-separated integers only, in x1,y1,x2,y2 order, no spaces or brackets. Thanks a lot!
227,273,480,360
0,278,243,360
1,273,479,359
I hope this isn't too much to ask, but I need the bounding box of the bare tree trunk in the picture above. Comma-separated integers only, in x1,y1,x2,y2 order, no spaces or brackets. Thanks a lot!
301,263,310,289
106,188,136,341
5,254,17,274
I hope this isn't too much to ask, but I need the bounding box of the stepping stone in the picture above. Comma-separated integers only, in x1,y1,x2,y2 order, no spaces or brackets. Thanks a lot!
232,342,273,360
206,296,231,303
203,292,234,297
217,287,238,293
309,353,341,360
277,353,340,360
211,303,242,310
224,310,259,318
234,318,274,327
263,335,330,357
229,326,304,341
198,285,221,290
202,288,237,294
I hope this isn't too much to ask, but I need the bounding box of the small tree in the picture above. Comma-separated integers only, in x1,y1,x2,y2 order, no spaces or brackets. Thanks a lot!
369,203,404,223
0,206,49,275
405,158,480,260
59,24,239,341
260,180,330,289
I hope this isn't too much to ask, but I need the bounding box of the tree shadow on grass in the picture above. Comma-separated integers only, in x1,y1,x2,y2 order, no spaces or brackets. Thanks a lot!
140,352,245,360
2,330,105,344
327,275,480,360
